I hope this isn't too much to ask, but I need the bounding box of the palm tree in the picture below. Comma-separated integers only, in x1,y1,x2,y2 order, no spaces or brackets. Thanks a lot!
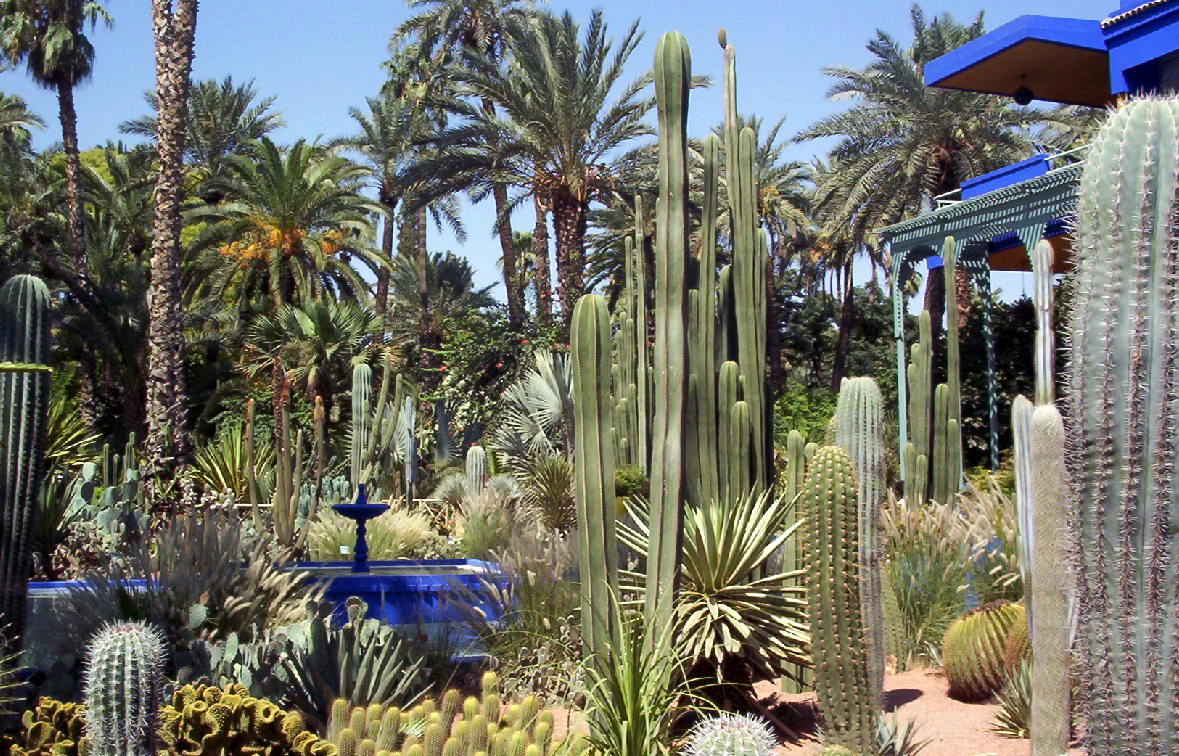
119,76,285,189
144,0,198,494
386,250,496,389
188,138,384,310
796,4,1038,339
393,0,537,330
0,0,112,268
243,299,382,416
451,9,653,330
0,90,43,147
332,92,424,316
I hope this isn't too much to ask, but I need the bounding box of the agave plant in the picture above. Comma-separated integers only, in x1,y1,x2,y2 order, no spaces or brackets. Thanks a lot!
191,423,276,504
45,392,101,469
620,492,809,681
515,454,576,532
876,715,932,756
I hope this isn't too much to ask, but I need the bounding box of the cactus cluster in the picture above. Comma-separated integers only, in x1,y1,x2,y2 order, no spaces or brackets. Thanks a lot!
800,446,874,754
0,274,52,657
942,600,1024,701
162,683,335,756
9,698,89,756
84,622,167,756
326,672,585,756
1066,96,1179,755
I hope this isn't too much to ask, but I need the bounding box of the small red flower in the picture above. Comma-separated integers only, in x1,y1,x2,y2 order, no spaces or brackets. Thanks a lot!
439,365,448,372
495,362,504,369
521,338,530,345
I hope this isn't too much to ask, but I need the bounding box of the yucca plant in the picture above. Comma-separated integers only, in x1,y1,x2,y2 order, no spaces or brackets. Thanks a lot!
876,715,931,756
516,454,576,532
578,604,697,756
44,393,101,469
619,492,809,682
991,660,1032,739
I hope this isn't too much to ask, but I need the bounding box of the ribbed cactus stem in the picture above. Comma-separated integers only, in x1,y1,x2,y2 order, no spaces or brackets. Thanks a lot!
352,363,372,488
1066,97,1179,755
1011,394,1035,620
931,383,950,505
1031,239,1055,406
694,134,721,506
1030,405,1070,756
723,37,767,493
646,30,690,635
943,236,963,495
84,622,166,756
633,197,651,474
727,401,752,499
835,377,886,701
0,274,51,656
465,445,487,498
717,360,740,501
800,446,875,754
571,295,618,659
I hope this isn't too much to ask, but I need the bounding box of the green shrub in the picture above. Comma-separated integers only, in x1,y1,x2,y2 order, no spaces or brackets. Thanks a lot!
307,507,433,561
990,660,1031,739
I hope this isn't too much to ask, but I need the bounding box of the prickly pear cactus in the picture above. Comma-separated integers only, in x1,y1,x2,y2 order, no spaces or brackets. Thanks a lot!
1066,96,1179,756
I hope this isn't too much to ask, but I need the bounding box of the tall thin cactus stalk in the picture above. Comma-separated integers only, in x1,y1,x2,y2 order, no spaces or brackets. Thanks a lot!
571,295,618,660
1065,96,1179,755
645,30,691,635
0,274,51,657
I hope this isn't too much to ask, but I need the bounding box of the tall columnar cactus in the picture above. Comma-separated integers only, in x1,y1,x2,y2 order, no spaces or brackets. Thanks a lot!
84,622,167,756
903,312,931,505
465,445,486,498
835,377,886,701
1066,96,1179,755
779,429,809,693
942,237,963,492
0,274,51,657
632,197,651,473
721,32,768,493
645,30,690,635
689,134,721,507
800,446,875,755
571,295,618,659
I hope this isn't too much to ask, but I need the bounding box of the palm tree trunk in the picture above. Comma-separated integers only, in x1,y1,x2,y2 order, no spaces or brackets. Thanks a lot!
375,188,396,316
550,189,586,333
145,0,199,502
831,260,855,392
533,192,552,328
954,267,972,328
493,182,523,330
55,81,86,268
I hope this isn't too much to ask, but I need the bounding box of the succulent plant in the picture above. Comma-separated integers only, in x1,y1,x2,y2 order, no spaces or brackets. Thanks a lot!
684,713,777,756
84,622,167,756
9,698,89,756
942,600,1024,701
162,683,337,755
990,660,1032,740
0,274,52,658
1066,95,1179,755
800,446,875,754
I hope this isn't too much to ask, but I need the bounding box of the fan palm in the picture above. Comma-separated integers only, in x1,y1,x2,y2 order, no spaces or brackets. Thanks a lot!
449,9,653,330
119,76,284,185
188,138,384,310
795,4,1038,334
491,349,573,462
0,90,42,146
0,0,112,266
242,298,382,414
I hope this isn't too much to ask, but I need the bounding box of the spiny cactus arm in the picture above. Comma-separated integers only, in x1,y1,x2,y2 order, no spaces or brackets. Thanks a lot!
84,622,166,756
1031,239,1055,407
633,196,651,474
695,134,721,506
646,30,691,635
352,363,373,489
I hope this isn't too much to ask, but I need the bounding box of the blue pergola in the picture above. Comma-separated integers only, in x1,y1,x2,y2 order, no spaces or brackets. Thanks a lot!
881,1,1179,474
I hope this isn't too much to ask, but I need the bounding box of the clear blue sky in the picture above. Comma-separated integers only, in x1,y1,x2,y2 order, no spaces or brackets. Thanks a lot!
0,0,1114,301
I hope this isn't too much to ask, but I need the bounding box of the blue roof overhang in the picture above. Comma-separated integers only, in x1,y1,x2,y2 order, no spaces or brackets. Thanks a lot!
924,15,1112,107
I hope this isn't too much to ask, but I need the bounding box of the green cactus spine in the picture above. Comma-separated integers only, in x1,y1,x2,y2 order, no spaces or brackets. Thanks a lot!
84,622,167,756
835,377,886,702
1065,97,1179,755
0,274,51,657
800,446,875,754
942,600,1024,701
571,295,618,659
646,30,690,635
